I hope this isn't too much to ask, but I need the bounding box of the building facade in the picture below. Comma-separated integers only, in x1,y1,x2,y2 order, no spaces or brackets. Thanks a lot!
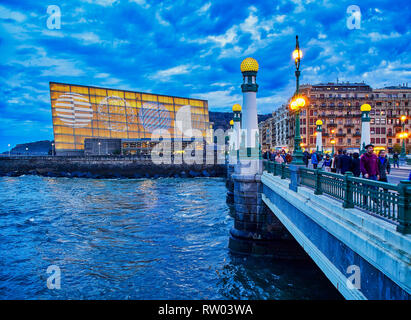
258,104,290,151
288,82,411,153
50,82,210,155
272,104,289,150
370,86,411,152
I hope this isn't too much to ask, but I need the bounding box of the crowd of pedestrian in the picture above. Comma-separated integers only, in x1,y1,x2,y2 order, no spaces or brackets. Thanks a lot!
263,144,395,183
262,149,293,164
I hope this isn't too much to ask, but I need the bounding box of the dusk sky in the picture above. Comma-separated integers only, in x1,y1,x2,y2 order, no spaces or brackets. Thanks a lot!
0,0,410,148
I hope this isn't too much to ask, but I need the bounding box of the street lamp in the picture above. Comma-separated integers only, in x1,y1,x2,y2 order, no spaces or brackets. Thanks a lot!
290,35,305,165
330,138,336,157
98,142,101,156
400,115,407,159
51,143,55,156
8,144,11,157
330,129,335,156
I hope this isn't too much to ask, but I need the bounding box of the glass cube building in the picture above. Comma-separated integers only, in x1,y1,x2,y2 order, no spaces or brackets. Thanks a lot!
50,82,210,155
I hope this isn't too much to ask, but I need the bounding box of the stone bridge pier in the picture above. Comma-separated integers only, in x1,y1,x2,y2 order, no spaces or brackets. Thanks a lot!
227,57,305,259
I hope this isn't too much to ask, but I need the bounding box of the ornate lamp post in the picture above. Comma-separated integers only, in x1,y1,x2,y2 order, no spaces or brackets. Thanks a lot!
400,115,407,158
330,129,335,156
290,35,305,165
330,138,336,157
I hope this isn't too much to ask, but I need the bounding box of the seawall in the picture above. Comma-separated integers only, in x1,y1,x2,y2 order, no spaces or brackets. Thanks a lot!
0,156,226,179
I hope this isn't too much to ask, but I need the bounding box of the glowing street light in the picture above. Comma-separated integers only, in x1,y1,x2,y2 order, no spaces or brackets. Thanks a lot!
290,35,306,165
330,138,336,157
400,115,407,158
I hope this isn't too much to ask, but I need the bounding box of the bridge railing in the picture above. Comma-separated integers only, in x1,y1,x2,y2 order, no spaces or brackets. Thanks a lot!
262,160,411,234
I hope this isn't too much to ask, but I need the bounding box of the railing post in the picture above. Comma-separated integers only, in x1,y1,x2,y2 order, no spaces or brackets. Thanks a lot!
281,163,286,179
397,180,411,234
343,171,354,208
314,169,322,195
289,165,300,192
273,162,277,176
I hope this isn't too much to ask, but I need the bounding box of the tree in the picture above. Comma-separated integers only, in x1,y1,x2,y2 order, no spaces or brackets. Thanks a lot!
393,143,401,154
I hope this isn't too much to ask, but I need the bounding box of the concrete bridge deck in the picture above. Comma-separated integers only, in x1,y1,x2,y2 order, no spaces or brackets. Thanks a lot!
261,171,411,300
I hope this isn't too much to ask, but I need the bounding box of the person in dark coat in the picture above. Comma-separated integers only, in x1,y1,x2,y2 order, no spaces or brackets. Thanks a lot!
311,151,319,169
393,152,399,168
360,144,380,180
335,149,343,173
377,150,391,182
350,152,361,177
339,150,352,174
321,154,333,172
303,150,309,167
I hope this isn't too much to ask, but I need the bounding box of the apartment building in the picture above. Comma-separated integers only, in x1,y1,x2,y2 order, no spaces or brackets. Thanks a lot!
288,82,411,153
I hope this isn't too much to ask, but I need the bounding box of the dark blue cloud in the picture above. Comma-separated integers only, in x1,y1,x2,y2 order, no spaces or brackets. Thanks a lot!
0,0,410,148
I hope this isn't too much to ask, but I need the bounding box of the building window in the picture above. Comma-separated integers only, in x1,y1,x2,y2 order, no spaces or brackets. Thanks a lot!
381,138,386,144
371,138,375,143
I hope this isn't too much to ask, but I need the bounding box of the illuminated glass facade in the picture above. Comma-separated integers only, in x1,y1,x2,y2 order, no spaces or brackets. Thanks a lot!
50,82,210,154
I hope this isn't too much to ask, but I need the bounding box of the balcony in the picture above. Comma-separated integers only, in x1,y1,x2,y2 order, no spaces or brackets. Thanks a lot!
336,133,346,137
344,124,355,127
327,123,337,127
353,132,361,137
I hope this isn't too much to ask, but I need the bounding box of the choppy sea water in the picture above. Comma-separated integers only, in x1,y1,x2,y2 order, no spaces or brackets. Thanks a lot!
0,176,342,300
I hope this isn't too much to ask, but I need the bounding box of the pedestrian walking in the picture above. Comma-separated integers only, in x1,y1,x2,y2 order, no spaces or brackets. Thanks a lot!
311,151,319,169
360,144,380,180
335,149,343,174
377,150,391,182
393,152,399,168
303,150,309,167
350,152,361,177
322,154,333,172
340,150,352,175
360,144,380,205
275,152,284,164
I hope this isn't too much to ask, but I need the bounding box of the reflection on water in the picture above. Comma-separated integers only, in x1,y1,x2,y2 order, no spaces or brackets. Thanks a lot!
0,176,342,300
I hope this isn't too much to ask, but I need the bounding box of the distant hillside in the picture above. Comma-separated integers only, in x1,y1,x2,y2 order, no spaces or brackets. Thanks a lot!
209,111,271,131
3,140,53,155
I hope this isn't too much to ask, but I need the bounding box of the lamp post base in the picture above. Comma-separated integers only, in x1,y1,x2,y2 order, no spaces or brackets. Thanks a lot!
292,150,305,165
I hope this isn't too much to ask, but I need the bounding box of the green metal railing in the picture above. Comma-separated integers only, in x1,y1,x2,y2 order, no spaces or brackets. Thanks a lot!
262,160,411,234
264,161,291,179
